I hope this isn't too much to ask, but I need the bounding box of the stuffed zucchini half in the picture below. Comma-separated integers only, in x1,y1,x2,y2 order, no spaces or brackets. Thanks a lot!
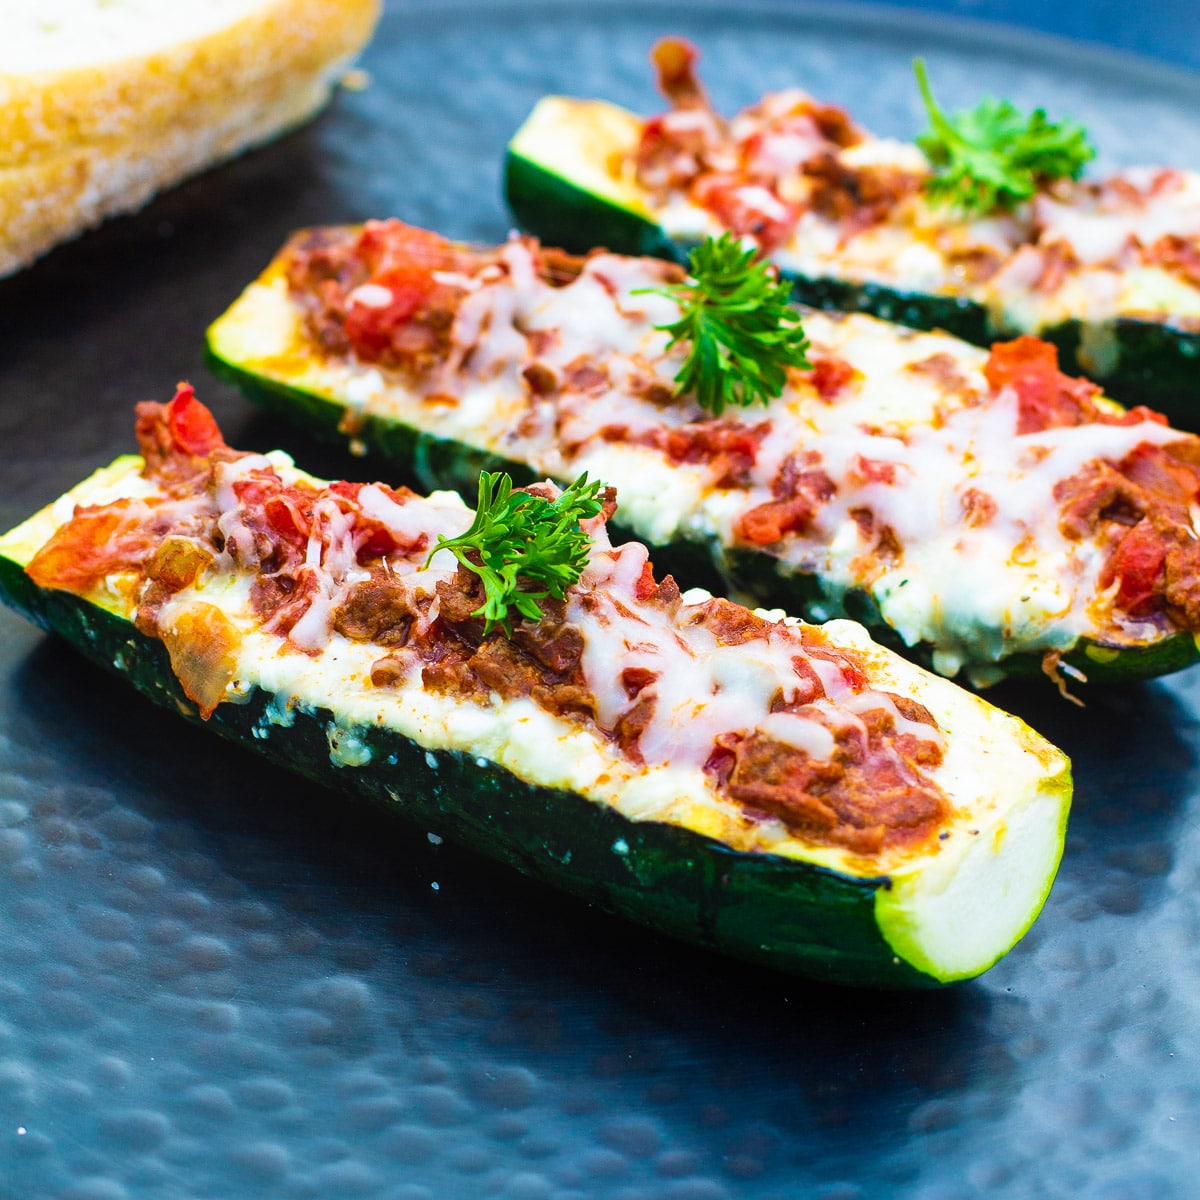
503,39,1200,421
0,387,1071,987
206,220,1200,691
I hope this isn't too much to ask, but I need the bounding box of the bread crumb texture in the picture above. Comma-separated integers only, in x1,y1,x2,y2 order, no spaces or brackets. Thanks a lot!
0,0,381,277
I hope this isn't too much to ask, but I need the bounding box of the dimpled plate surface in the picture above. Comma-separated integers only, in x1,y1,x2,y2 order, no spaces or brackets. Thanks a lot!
1,2,1200,1197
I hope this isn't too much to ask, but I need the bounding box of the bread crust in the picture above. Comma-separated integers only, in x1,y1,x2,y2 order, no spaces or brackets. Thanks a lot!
0,0,381,277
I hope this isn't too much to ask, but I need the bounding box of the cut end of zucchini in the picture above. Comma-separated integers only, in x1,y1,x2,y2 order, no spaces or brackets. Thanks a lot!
811,619,1072,983
876,758,1071,982
207,260,312,378
508,96,650,216
505,98,680,260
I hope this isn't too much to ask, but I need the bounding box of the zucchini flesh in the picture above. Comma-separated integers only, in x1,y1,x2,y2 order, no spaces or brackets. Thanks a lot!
205,233,1200,689
0,451,1071,989
504,96,1200,423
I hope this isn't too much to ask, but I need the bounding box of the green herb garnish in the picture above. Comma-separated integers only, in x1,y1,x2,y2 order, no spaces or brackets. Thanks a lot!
429,471,605,635
913,58,1094,216
645,233,811,416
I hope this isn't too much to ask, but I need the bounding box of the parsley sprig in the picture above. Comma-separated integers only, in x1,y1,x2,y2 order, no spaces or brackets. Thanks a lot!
645,234,811,417
430,471,605,636
913,58,1094,216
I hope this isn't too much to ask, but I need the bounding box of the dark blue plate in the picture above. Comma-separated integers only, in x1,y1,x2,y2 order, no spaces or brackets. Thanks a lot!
1,3,1198,1196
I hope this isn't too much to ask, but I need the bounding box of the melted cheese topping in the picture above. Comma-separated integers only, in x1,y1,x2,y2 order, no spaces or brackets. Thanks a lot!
217,240,1197,680
643,97,1200,335
8,452,1041,875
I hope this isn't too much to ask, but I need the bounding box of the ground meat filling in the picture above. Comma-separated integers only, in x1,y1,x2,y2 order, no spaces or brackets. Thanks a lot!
620,418,770,489
689,602,946,854
983,336,1165,436
633,44,1200,297
285,221,591,375
708,715,946,857
806,156,922,240
631,37,912,251
333,576,418,648
284,222,485,374
27,389,234,599
27,498,189,603
279,209,1200,642
410,569,597,718
737,453,837,546
1144,233,1200,290
980,336,1200,626
32,391,953,857
223,469,948,857
1055,440,1200,625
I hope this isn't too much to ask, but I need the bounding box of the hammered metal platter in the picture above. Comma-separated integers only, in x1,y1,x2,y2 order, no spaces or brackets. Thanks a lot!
1,2,1198,1196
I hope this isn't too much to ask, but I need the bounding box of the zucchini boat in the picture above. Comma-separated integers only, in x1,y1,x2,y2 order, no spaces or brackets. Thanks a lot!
0,386,1072,987
503,39,1200,421
206,219,1200,690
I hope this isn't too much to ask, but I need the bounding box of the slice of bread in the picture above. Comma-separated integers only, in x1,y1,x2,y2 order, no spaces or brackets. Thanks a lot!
0,0,381,277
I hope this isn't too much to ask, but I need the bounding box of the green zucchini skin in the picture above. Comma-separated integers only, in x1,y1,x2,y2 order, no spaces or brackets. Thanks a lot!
0,546,937,990
504,153,684,266
505,151,671,261
504,147,1200,419
207,342,1200,689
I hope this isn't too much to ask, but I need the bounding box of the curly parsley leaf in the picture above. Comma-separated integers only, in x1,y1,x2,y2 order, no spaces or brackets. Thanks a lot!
643,233,811,416
913,58,1094,216
430,471,605,636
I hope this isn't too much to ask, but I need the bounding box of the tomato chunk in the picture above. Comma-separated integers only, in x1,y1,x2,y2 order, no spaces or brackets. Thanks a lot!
1100,521,1167,618
25,500,163,593
167,383,225,457
984,337,1101,434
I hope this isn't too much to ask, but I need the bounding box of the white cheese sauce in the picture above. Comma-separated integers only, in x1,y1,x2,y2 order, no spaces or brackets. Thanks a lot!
647,103,1200,332
265,242,1194,674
